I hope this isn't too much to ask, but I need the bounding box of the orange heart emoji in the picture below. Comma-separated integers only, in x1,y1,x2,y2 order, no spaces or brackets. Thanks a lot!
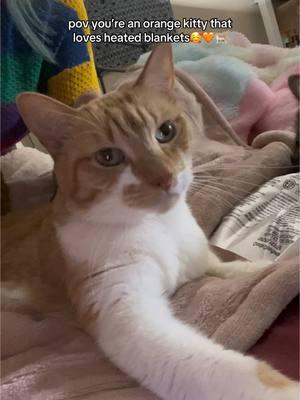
203,32,214,43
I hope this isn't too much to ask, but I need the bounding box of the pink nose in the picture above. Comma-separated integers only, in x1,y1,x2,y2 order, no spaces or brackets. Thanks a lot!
152,176,173,191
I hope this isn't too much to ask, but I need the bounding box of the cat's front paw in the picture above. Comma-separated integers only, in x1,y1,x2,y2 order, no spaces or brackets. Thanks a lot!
239,259,273,275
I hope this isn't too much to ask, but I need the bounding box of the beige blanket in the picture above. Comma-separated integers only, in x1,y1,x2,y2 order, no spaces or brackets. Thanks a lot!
2,256,298,399
1,68,298,399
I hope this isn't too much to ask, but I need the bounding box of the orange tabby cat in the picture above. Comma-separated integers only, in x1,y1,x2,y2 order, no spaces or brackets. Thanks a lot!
1,44,298,400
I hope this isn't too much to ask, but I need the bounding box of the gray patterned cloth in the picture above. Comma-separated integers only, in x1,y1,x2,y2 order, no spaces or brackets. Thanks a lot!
84,0,175,68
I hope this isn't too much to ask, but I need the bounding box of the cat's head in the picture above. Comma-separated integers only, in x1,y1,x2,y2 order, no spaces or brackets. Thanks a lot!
16,44,194,220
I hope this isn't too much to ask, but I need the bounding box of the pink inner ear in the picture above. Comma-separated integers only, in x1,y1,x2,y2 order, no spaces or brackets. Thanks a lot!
74,91,100,108
16,92,79,157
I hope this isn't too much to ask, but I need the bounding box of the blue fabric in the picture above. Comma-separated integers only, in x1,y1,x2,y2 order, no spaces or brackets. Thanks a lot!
1,0,91,153
1,0,89,71
1,6,35,55
43,1,90,75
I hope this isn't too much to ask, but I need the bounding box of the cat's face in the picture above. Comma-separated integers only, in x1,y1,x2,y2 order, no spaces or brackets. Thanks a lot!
52,84,193,216
17,44,193,216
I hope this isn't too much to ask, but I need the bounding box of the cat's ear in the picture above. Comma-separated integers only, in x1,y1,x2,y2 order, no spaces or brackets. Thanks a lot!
135,43,174,92
16,92,77,157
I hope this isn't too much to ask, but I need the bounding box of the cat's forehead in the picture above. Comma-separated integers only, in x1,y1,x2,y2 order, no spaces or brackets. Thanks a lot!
71,87,184,155
81,86,179,129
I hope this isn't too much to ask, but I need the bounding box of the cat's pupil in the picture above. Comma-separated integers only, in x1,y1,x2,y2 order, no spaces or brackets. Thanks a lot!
95,148,125,167
104,151,112,161
155,121,176,143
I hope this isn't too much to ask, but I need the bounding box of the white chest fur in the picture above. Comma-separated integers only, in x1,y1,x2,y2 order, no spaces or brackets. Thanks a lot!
57,198,208,293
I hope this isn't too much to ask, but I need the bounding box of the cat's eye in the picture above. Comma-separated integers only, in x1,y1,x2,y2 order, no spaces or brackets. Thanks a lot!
95,148,125,167
155,121,176,143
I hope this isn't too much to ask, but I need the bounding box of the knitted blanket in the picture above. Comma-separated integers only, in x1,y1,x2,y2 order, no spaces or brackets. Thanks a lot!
1,0,100,153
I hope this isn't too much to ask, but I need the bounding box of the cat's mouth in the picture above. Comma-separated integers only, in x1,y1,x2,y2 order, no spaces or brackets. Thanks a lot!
121,169,192,212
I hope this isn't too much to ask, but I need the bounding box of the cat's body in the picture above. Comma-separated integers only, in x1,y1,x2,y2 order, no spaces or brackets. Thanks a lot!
1,204,70,312
2,44,298,400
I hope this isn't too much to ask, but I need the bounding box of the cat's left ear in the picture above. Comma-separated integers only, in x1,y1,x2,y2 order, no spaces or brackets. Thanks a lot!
135,43,174,92
16,92,77,157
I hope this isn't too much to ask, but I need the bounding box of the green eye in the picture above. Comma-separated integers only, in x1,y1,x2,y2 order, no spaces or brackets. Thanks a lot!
95,148,125,167
155,121,176,143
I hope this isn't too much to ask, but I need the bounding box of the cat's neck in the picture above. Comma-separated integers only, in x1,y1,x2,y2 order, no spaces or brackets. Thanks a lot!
53,192,188,229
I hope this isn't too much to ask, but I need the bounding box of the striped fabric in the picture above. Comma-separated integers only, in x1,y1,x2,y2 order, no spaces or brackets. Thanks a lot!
1,0,100,153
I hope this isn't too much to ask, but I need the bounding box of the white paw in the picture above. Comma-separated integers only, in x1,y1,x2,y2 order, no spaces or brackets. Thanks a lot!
244,259,272,274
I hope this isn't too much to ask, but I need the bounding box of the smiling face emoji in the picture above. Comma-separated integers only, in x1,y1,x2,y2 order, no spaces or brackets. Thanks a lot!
190,32,202,43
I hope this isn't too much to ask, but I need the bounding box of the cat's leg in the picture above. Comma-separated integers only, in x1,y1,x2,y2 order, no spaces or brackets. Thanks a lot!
206,248,272,279
182,241,270,283
78,260,298,400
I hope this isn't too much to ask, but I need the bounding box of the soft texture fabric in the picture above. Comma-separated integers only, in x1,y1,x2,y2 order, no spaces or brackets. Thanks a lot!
1,255,298,400
1,0,100,153
1,146,54,212
172,256,298,354
138,36,299,144
249,295,299,381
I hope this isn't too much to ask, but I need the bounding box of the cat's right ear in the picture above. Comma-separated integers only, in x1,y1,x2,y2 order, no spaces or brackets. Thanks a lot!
135,43,174,92
16,92,77,157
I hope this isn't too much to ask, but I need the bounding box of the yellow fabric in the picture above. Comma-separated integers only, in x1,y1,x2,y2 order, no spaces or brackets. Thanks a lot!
48,0,101,105
48,62,99,105
60,0,95,62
